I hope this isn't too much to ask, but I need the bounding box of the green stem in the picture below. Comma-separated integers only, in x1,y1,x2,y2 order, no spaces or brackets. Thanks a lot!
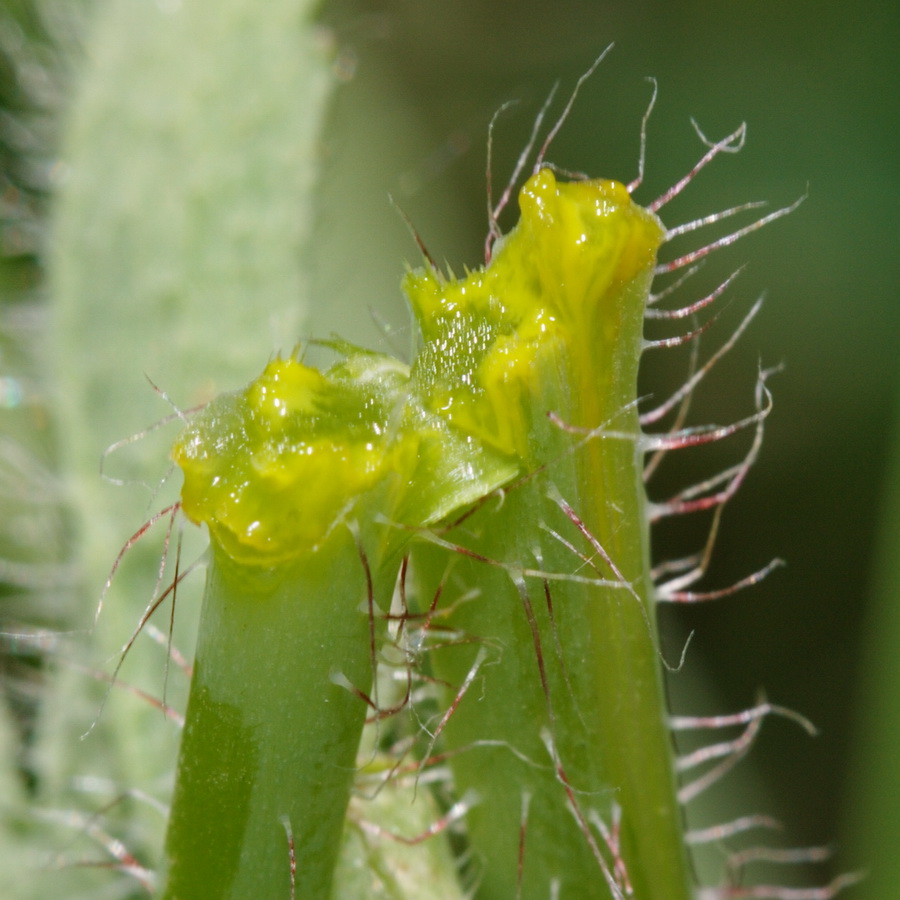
417,423,689,897
562,227,689,898
162,534,382,899
158,353,407,899
408,169,693,897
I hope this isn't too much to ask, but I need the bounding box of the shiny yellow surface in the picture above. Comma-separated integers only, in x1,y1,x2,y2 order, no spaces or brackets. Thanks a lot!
405,169,664,457
174,354,414,564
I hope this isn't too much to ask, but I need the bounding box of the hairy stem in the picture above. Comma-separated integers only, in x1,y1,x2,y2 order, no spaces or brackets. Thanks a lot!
408,170,692,897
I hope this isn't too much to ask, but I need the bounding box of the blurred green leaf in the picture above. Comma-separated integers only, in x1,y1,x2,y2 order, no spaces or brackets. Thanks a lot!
844,392,900,896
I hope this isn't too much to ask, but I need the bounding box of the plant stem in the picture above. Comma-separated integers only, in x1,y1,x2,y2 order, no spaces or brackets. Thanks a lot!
162,534,383,899
160,353,410,898
408,170,693,897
